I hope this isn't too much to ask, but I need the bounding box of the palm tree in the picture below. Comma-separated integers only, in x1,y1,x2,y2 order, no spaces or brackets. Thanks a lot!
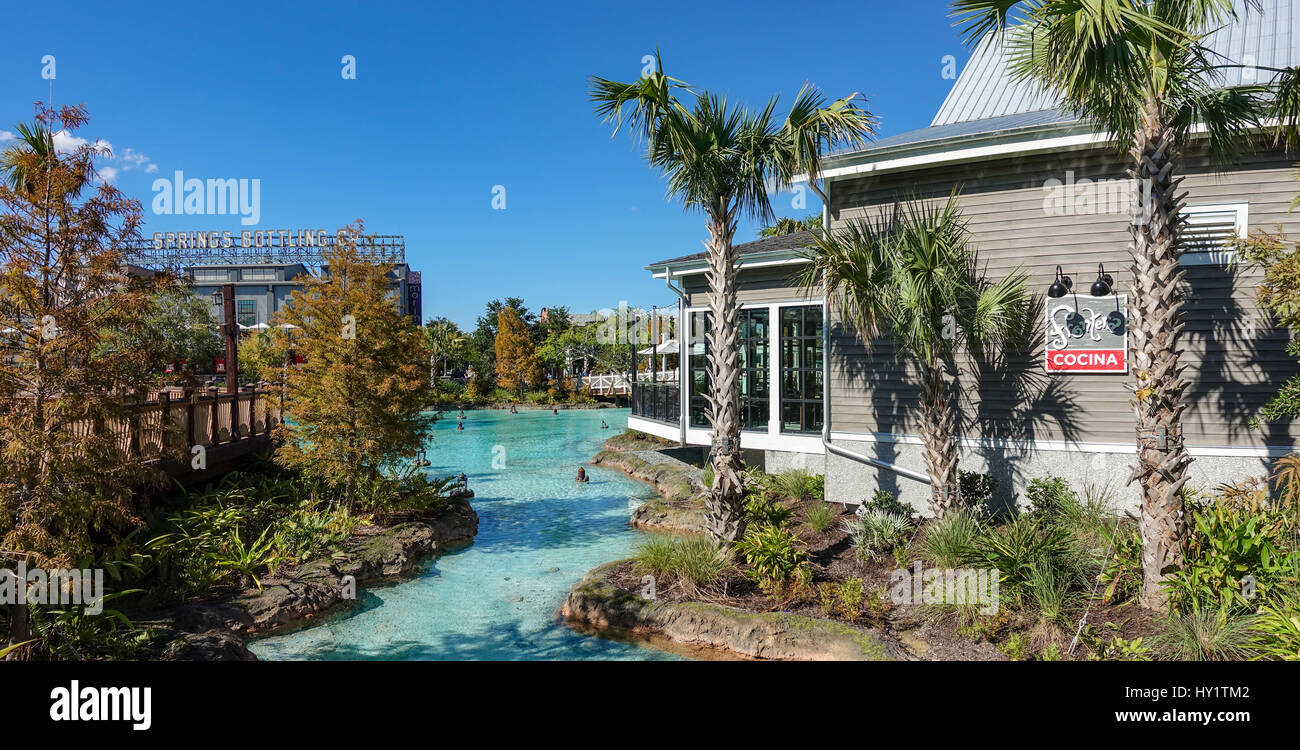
759,214,823,237
950,0,1300,609
798,194,1031,516
424,318,467,384
590,52,876,543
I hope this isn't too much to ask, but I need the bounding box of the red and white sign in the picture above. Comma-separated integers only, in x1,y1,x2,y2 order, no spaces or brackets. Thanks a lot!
1045,294,1128,374
1047,349,1125,372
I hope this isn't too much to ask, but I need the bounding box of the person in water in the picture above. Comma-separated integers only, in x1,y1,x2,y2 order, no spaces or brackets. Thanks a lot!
575,467,589,483
552,408,558,415
457,410,466,419
457,420,464,430
600,420,608,429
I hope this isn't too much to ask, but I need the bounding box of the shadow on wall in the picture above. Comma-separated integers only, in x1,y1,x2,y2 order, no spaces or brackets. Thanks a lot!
1181,261,1296,482
966,294,1085,513
833,298,1088,512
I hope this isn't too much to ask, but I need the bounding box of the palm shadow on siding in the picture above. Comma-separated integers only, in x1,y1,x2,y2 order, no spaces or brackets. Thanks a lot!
1180,262,1297,477
963,294,1084,513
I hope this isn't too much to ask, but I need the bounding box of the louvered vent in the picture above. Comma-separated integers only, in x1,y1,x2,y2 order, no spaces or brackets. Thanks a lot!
1180,206,1244,265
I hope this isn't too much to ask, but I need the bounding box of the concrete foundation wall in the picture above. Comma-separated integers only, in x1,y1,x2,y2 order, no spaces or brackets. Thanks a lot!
818,439,1275,517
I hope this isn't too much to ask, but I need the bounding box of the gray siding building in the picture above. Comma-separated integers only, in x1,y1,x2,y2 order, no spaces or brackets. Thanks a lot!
630,0,1300,513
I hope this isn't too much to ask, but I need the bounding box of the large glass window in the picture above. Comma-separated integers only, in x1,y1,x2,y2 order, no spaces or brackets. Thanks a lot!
688,312,710,428
738,308,769,431
236,299,257,328
780,305,823,434
688,309,769,431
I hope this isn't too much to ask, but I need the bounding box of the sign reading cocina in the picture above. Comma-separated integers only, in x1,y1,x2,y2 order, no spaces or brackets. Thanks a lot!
1045,294,1128,374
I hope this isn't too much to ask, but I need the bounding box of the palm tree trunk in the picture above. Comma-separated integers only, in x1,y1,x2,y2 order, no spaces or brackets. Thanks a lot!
1128,101,1191,611
704,206,747,544
920,360,960,516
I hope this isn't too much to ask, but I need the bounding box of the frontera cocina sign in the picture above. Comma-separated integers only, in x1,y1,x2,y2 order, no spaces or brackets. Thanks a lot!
1045,293,1128,373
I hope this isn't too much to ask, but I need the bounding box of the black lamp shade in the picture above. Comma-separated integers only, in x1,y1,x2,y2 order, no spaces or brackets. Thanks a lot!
1090,277,1111,297
1048,281,1069,298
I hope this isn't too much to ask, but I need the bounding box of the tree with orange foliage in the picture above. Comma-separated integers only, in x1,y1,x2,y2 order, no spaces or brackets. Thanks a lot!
494,307,540,399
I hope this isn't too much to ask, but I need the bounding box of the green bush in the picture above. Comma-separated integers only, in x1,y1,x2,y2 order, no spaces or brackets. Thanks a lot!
804,501,837,533
1156,610,1257,661
1098,521,1142,604
735,524,810,595
969,514,1073,594
631,536,730,595
1024,475,1077,522
843,508,911,562
744,494,795,529
1250,592,1300,660
918,510,981,568
866,488,911,517
768,469,823,501
1164,498,1299,614
958,470,999,513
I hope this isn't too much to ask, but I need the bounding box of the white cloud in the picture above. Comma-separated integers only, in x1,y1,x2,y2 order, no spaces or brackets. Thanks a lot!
0,130,14,143
51,130,111,155
146,163,158,173
98,166,119,184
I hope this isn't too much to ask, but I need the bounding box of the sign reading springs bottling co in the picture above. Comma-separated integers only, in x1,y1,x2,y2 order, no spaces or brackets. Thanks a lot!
1045,293,1128,374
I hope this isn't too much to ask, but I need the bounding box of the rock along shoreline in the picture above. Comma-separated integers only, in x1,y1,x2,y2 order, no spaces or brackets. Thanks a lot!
558,562,901,661
155,494,479,660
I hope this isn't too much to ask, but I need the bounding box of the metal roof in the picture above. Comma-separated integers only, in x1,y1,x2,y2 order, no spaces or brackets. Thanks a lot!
649,230,815,268
829,0,1299,162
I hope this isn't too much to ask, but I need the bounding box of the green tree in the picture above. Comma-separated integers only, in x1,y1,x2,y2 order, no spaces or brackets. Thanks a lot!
494,307,540,398
798,194,1031,516
590,51,875,543
952,0,1300,609
469,297,532,383
0,105,164,654
273,222,432,513
758,214,823,237
424,317,468,384
126,286,223,383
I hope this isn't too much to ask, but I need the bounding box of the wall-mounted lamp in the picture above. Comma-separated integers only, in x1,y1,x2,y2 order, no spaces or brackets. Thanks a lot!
1090,263,1114,297
1047,266,1073,298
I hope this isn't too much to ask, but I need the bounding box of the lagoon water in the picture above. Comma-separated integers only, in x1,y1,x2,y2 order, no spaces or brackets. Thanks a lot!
248,408,681,660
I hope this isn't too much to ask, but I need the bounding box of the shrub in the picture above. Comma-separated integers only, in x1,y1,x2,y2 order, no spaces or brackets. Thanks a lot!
843,509,911,562
804,501,837,533
970,514,1073,594
1098,521,1142,604
918,510,980,568
769,469,823,501
1024,475,1077,522
701,466,714,489
1250,593,1300,660
631,535,731,595
744,494,795,529
865,488,911,518
1164,497,1299,614
958,470,999,513
836,578,865,621
1156,610,1257,661
1024,562,1078,627
735,524,810,596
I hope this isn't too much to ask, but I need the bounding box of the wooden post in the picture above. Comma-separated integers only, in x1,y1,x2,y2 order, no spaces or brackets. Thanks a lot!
223,282,238,394
158,391,171,454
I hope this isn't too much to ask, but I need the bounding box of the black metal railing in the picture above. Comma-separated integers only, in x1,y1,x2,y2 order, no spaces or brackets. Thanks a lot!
631,381,680,424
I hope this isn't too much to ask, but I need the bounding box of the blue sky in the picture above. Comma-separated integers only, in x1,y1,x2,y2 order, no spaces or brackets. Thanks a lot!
1,0,970,329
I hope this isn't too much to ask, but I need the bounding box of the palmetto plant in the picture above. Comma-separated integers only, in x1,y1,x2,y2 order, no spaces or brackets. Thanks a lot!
798,194,1031,516
951,0,1300,609
590,51,876,543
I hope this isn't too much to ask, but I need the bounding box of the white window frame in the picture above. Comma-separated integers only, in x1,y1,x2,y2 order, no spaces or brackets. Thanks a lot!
682,299,824,452
1180,202,1248,266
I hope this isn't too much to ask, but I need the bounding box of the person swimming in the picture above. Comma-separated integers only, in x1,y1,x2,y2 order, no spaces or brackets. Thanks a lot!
457,420,464,430
575,467,589,483
457,410,466,419
600,420,608,429
552,408,558,415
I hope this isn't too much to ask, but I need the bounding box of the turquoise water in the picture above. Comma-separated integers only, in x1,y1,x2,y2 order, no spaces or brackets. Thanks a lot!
248,408,681,661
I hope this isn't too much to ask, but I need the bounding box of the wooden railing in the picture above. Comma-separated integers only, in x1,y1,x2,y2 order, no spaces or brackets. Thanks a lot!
69,385,284,469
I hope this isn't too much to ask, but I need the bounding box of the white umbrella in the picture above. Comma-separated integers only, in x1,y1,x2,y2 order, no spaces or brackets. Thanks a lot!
637,338,680,355
249,323,271,330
